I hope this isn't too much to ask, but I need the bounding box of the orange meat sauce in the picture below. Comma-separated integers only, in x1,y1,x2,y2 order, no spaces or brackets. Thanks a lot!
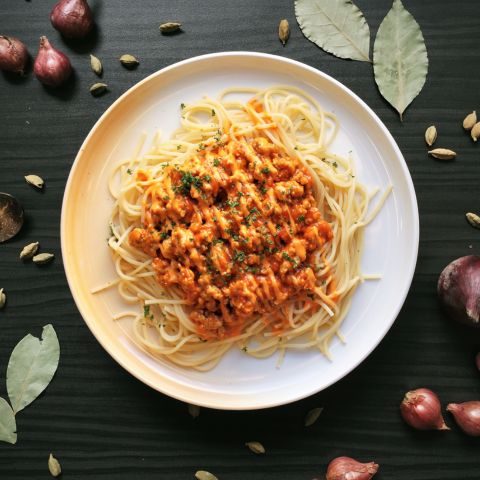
128,126,336,341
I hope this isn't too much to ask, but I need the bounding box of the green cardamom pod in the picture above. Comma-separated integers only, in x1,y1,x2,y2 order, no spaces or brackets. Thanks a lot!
20,241,39,260
278,19,290,46
160,22,182,33
33,252,55,265
90,54,103,76
24,174,44,189
119,54,139,68
245,441,266,454
90,83,108,97
48,453,61,477
0,288,6,310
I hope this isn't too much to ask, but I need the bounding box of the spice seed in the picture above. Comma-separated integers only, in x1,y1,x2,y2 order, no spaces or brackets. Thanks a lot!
119,54,139,68
279,19,290,46
19,241,39,260
33,253,55,265
471,122,480,142
424,125,437,147
463,111,477,130
90,54,103,76
195,471,218,480
24,174,44,189
304,407,324,427
48,453,61,477
90,82,108,97
245,441,266,454
428,148,456,160
160,22,182,34
466,212,480,229
188,403,200,418
0,288,6,310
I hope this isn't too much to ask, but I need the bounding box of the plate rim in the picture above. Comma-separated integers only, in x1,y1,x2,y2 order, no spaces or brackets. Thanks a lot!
60,51,419,410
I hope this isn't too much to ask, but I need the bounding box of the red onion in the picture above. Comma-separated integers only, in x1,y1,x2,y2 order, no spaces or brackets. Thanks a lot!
437,255,480,327
51,0,93,39
326,456,378,480
447,401,480,436
0,36,29,74
400,388,449,431
34,36,72,87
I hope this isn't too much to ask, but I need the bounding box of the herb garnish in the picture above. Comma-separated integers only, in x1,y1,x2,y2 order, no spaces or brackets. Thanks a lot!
173,171,203,195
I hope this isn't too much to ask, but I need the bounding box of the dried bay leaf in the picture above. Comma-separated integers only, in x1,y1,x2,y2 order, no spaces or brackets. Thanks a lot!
295,0,371,62
7,324,60,414
0,397,16,444
373,0,428,119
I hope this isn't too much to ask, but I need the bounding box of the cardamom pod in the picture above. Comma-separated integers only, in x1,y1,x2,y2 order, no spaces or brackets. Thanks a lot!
245,441,266,454
424,125,437,147
304,406,324,427
188,403,200,418
90,54,103,76
90,82,108,97
19,241,39,260
48,453,61,477
466,212,480,229
428,148,456,160
160,22,182,34
0,288,6,310
119,54,139,68
463,111,477,130
195,471,218,480
471,122,480,142
33,252,55,265
279,19,290,46
25,174,44,189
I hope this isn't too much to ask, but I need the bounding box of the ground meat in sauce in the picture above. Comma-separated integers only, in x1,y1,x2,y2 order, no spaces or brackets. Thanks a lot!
129,136,333,340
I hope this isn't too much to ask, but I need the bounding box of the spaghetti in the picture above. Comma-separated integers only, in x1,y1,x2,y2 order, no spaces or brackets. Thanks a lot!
101,86,389,370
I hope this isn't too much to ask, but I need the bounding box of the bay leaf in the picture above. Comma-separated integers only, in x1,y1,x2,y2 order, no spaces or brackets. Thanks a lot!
0,397,17,444
7,324,60,414
373,0,428,119
295,0,371,62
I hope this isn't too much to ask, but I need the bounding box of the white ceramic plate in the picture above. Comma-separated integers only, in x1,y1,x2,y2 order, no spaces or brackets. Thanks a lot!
61,52,419,410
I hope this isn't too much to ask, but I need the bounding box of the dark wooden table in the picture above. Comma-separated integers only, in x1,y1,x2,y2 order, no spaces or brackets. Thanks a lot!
1,1,479,478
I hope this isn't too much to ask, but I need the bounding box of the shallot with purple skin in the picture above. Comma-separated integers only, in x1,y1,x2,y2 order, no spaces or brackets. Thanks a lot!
0,36,29,74
34,36,72,87
437,255,480,327
326,456,379,480
447,401,480,436
51,0,93,39
400,388,449,431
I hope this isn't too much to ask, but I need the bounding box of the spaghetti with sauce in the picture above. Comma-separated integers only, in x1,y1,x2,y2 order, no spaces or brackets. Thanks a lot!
101,86,389,370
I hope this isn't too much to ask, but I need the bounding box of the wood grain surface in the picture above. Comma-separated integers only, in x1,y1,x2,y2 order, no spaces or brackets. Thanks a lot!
0,1,479,478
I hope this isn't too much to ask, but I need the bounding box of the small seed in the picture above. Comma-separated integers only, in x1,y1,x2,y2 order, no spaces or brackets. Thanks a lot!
48,453,61,477
245,441,265,454
304,407,324,427
279,19,290,46
160,22,182,34
90,82,108,97
90,54,103,76
25,174,44,189
195,471,218,480
119,54,139,68
33,252,55,265
471,122,480,142
0,288,6,310
463,111,477,130
424,125,437,147
466,212,480,229
428,148,456,160
188,403,200,418
20,241,39,260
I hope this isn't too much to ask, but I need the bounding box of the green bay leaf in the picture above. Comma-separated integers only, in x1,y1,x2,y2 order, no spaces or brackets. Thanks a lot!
373,0,428,119
0,397,17,444
295,0,371,62
7,324,60,414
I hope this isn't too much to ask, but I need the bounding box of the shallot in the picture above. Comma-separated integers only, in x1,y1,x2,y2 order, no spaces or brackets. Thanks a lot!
34,36,72,87
400,388,449,431
0,36,29,74
437,255,480,327
447,401,480,436
51,0,93,39
326,456,378,480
